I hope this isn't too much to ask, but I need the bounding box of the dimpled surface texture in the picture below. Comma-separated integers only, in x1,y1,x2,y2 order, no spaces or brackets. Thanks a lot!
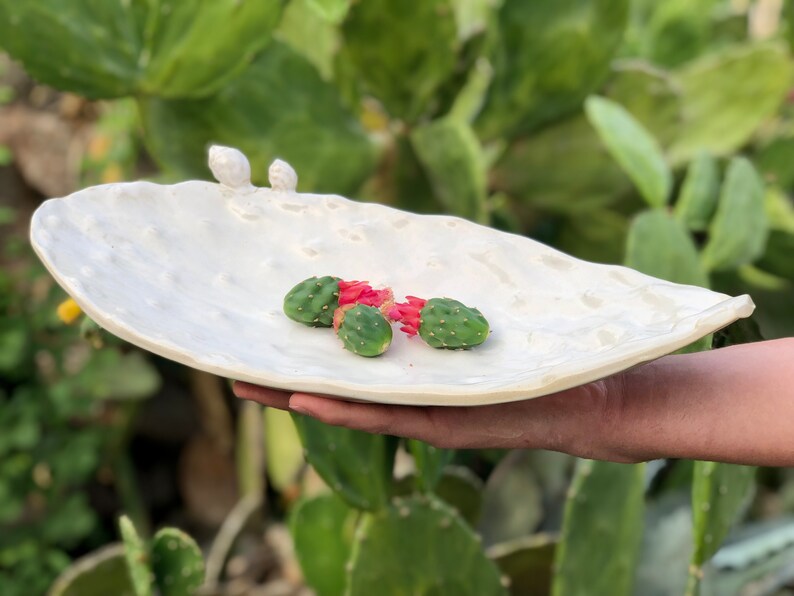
29,147,755,406
283,275,340,327
419,298,489,349
337,304,393,357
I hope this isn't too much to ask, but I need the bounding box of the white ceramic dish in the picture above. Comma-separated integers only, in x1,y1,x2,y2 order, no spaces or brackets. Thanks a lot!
30,146,754,406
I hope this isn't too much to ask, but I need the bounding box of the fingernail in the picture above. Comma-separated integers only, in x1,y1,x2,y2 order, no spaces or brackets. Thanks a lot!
289,403,310,415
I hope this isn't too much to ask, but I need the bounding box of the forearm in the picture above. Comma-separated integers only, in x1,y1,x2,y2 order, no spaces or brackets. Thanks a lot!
598,338,794,465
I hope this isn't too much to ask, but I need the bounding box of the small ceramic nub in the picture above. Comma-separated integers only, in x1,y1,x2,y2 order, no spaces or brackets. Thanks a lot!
269,159,298,193
209,146,254,191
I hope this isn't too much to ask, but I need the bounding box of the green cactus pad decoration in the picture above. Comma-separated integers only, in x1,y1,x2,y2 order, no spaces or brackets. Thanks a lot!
151,528,205,596
283,275,342,327
389,296,489,349
49,543,135,596
347,495,507,595
334,304,393,357
118,515,153,596
486,534,557,596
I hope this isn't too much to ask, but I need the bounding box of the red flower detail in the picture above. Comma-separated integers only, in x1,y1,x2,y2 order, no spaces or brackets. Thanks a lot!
338,280,394,310
387,296,427,336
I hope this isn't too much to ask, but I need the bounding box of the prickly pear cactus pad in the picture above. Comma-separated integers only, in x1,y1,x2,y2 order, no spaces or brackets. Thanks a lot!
30,146,754,406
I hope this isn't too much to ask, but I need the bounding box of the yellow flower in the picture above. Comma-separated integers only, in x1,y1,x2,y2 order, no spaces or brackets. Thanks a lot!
56,298,82,325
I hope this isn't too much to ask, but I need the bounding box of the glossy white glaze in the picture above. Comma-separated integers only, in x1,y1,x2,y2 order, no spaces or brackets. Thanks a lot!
30,147,754,405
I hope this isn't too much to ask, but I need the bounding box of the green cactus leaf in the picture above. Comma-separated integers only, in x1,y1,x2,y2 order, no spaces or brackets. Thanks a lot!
552,460,646,596
756,230,794,282
557,209,629,265
347,495,507,595
624,0,724,68
410,118,488,223
674,152,720,232
434,466,484,527
264,407,305,493
701,519,794,595
73,349,162,402
491,115,630,215
701,157,769,272
585,96,672,209
139,41,376,196
118,515,153,596
606,61,683,147
49,543,135,596
686,463,756,595
292,415,398,511
476,0,630,140
669,43,793,163
407,440,455,493
625,209,711,352
150,528,205,596
0,1,283,99
392,465,484,526
276,0,339,80
306,0,351,23
486,534,557,596
626,210,708,288
450,0,496,42
290,493,356,596
478,451,543,547
339,0,459,122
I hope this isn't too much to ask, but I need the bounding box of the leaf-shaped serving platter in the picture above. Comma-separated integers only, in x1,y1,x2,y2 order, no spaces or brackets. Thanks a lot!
30,147,754,406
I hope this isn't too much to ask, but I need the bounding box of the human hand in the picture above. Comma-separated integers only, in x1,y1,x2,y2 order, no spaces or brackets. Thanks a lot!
233,375,630,461
234,339,794,466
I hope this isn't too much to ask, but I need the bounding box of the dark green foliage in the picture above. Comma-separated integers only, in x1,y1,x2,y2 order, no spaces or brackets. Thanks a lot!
674,152,720,232
139,41,376,195
290,494,355,596
410,118,488,223
283,275,341,327
346,495,507,595
669,44,793,163
553,460,646,596
487,534,556,596
336,304,393,357
478,451,543,547
339,0,459,122
687,463,756,595
585,95,672,208
150,528,205,596
291,415,398,511
418,298,489,349
477,0,630,140
407,440,455,493
626,210,708,288
701,157,768,272
0,0,284,99
118,516,152,596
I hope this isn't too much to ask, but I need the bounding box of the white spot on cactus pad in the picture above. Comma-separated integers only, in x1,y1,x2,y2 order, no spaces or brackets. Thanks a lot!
29,145,756,407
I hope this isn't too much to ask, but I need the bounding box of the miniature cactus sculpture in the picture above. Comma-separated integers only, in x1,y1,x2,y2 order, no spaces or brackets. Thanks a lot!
283,275,341,327
389,296,490,349
283,276,393,327
334,304,393,357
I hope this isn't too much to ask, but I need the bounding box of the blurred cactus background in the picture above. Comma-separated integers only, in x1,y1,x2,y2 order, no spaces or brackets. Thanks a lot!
2,0,794,594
